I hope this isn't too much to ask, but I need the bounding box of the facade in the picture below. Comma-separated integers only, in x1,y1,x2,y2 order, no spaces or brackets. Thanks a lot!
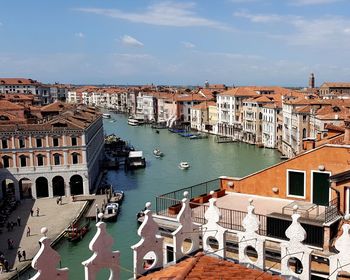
0,103,103,200
319,82,350,98
262,103,281,148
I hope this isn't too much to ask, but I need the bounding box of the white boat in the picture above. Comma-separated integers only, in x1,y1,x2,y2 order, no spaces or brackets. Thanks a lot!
102,113,111,119
125,151,146,169
128,118,140,126
153,149,164,158
178,161,190,170
103,203,119,222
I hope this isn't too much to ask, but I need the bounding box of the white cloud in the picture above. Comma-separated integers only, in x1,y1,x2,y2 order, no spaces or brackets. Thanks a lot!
285,17,350,46
121,35,144,47
233,11,283,23
75,2,229,30
290,0,340,5
75,32,85,38
182,41,196,48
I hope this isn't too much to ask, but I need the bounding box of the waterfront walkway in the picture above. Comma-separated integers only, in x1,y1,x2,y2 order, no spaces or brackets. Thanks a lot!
0,197,86,279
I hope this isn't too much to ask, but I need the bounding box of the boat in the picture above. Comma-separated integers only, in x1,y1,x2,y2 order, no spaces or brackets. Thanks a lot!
153,149,164,158
128,118,140,126
168,128,186,133
102,113,111,119
109,190,124,204
178,162,190,170
125,151,146,169
189,133,208,140
103,203,119,222
179,133,194,138
65,222,90,242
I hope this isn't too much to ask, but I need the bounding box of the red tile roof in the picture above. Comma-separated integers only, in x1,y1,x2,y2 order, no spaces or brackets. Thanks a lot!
139,252,282,280
0,78,40,85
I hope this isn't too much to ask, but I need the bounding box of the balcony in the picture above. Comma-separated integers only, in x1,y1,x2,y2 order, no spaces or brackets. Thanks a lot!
155,179,341,249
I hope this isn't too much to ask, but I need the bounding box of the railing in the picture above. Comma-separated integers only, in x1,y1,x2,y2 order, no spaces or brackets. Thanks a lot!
155,196,267,236
325,197,340,223
159,178,220,201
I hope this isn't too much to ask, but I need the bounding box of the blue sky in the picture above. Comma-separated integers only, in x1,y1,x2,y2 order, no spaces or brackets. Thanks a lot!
0,0,350,86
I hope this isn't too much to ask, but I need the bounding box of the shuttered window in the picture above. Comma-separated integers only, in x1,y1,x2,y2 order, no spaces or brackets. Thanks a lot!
288,170,305,197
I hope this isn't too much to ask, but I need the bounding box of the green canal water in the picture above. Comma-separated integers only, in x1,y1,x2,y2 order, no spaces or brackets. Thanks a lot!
22,113,281,279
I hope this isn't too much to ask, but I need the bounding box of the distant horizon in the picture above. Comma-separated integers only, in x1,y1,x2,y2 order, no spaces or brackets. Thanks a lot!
1,1,349,86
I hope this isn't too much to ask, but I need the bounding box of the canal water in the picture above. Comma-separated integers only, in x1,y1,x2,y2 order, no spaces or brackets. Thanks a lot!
22,113,281,279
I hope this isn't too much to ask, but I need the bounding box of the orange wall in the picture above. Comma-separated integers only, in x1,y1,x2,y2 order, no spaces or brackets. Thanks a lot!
221,145,350,206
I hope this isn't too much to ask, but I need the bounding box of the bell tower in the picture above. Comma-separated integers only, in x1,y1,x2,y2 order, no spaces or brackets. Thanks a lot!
309,73,315,88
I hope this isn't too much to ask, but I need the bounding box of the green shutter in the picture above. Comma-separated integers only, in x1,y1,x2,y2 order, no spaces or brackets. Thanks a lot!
312,172,330,206
289,171,304,197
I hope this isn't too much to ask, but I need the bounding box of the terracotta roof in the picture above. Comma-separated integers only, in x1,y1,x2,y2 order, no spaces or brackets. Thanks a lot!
139,252,281,280
321,82,350,88
0,100,24,110
192,101,216,110
41,101,72,112
295,105,311,114
0,78,40,85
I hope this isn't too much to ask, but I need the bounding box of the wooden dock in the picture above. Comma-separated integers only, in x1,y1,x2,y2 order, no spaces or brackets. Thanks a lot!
74,194,110,219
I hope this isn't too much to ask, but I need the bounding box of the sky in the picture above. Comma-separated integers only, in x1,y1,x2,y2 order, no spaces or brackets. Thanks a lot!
0,0,350,86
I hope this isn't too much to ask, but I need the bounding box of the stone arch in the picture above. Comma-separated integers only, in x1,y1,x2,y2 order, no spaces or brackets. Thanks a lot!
302,128,307,139
19,178,32,199
52,176,65,197
1,178,16,200
36,177,49,198
70,174,83,195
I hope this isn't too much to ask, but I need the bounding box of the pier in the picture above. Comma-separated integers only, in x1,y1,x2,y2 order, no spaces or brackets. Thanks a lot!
74,194,111,219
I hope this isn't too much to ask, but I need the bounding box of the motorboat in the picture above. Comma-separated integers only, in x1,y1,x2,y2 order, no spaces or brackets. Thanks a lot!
153,149,164,158
102,113,111,119
128,118,140,126
103,203,119,222
125,151,146,169
178,161,190,170
189,133,208,140
109,190,124,204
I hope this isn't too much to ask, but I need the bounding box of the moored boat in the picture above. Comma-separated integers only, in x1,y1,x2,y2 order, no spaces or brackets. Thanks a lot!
109,191,124,204
102,113,111,119
128,118,140,126
125,151,146,169
65,222,90,242
103,203,119,222
178,161,190,170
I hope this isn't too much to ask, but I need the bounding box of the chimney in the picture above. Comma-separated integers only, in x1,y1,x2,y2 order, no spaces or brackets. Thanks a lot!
345,120,350,145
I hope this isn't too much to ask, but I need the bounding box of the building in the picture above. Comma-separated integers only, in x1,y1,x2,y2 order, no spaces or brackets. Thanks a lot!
319,82,350,98
262,102,282,148
190,101,216,132
0,102,104,200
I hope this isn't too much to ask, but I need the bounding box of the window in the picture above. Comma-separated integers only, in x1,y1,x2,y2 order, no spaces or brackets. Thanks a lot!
287,170,305,197
36,138,42,148
37,154,44,166
53,137,59,147
19,138,25,148
2,156,10,168
54,154,60,165
72,153,79,164
71,137,77,146
2,139,8,149
20,155,27,167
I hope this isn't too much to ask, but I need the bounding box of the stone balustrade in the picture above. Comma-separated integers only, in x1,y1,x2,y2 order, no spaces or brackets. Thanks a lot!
29,193,350,280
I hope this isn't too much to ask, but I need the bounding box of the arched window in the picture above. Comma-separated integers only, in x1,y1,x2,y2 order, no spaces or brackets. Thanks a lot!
53,153,61,165
19,155,27,167
37,154,44,166
2,156,10,168
72,153,79,164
